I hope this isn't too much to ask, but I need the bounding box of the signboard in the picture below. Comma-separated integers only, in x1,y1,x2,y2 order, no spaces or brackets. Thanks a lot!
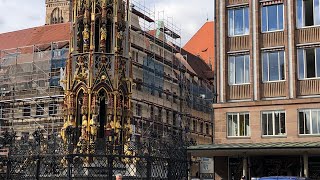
200,157,214,174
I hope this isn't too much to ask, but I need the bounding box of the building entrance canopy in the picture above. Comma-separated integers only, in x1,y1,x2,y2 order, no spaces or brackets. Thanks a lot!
188,141,320,157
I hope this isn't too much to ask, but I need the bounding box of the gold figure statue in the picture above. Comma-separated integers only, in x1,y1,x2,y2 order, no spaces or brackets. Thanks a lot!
83,25,90,49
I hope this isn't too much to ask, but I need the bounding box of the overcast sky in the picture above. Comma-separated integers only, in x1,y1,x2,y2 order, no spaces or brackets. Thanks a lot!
0,0,214,45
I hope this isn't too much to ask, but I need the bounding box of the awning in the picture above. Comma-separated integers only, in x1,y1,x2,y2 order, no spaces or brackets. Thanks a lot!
188,141,320,157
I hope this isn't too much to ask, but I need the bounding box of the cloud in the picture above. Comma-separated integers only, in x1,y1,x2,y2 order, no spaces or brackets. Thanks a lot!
139,0,214,45
0,0,45,33
0,0,213,45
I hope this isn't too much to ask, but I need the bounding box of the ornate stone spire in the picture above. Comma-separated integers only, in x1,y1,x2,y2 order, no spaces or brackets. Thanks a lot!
62,0,132,154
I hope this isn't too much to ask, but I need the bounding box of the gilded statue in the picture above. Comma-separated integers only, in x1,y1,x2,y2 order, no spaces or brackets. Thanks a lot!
83,25,90,48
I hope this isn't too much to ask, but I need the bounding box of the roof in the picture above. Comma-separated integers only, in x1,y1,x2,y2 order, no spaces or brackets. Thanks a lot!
188,141,320,156
181,48,214,80
0,23,71,51
183,21,214,69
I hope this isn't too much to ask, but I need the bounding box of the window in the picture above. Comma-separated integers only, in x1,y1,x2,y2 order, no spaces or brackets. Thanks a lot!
228,7,249,36
262,50,285,82
206,124,209,135
23,105,31,117
158,108,162,121
193,120,197,131
136,104,142,116
150,106,154,119
261,3,284,32
36,103,45,116
200,122,204,133
49,101,58,115
166,110,170,123
173,112,177,126
298,48,320,79
299,109,320,135
227,113,250,137
297,0,320,28
262,111,286,136
229,55,250,85
136,83,142,91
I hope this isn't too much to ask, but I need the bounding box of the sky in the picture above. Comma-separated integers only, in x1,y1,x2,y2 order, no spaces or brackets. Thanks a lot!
0,0,214,45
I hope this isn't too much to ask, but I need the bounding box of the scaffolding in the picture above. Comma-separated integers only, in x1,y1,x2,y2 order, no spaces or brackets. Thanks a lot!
129,0,214,144
0,41,68,137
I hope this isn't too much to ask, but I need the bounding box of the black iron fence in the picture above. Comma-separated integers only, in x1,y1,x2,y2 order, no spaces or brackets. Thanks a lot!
0,129,189,180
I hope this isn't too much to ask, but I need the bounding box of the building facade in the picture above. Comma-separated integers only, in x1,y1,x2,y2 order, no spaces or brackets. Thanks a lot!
0,1,214,145
45,0,71,25
190,0,320,179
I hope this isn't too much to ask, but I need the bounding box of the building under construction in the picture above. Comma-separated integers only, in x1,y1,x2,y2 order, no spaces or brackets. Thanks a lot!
0,0,214,144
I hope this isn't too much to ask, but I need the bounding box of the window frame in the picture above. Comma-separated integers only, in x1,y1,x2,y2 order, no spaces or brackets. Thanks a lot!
36,103,45,117
261,110,286,137
227,112,250,138
297,47,320,80
228,54,250,85
228,6,250,37
261,3,285,33
296,0,320,28
298,109,320,135
262,50,286,82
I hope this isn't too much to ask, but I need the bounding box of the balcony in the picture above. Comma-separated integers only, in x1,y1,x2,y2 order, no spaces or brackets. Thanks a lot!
297,79,320,96
296,27,320,44
261,31,285,48
261,81,286,98
228,35,250,51
228,84,251,100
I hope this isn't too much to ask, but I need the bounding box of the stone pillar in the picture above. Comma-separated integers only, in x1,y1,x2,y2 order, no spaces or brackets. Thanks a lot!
303,154,309,177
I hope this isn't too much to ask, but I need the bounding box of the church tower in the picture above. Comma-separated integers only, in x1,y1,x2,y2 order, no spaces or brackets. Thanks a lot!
62,0,132,154
45,0,71,24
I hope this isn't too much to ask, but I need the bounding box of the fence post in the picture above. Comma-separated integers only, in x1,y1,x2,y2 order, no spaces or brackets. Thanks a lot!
67,154,73,180
167,159,172,180
146,143,152,179
6,158,11,179
108,156,114,179
36,155,40,180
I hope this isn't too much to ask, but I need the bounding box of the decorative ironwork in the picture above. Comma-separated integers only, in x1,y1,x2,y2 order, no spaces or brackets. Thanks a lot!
0,129,188,179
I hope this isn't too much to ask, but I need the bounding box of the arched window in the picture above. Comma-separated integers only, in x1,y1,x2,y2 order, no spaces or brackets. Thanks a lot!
76,90,84,140
97,90,108,138
51,8,64,24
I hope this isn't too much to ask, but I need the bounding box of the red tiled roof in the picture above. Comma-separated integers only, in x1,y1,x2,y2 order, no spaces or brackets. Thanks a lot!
0,23,71,51
183,21,214,69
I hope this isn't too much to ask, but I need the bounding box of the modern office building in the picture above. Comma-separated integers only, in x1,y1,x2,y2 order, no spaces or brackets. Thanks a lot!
189,0,320,179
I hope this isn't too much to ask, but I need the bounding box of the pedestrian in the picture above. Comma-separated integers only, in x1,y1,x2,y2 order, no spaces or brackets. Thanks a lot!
116,174,122,180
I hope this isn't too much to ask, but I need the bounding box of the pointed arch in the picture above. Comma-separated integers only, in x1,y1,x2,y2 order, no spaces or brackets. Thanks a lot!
75,88,85,141
96,88,108,138
51,7,64,24
93,82,113,93
73,81,88,93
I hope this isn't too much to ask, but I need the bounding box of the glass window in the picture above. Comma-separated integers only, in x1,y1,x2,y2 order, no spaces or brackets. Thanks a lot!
23,105,31,117
49,101,58,115
229,55,250,85
298,47,320,79
262,4,284,32
262,111,286,136
228,7,249,36
299,109,320,135
297,0,320,28
227,113,250,137
36,103,45,116
262,50,285,82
